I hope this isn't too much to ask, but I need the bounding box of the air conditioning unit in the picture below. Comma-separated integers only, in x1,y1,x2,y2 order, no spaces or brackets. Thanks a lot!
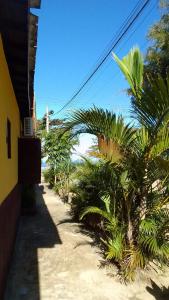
24,117,34,137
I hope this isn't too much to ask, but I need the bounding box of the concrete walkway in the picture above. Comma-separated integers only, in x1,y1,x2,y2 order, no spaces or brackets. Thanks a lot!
4,183,169,300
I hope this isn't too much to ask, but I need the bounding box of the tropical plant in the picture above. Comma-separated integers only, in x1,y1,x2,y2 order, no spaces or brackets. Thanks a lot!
80,194,125,261
36,111,64,137
65,46,169,280
43,127,78,199
70,158,117,222
145,1,169,80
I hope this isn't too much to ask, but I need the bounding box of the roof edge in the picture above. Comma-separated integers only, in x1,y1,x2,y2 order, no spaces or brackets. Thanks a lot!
29,0,41,9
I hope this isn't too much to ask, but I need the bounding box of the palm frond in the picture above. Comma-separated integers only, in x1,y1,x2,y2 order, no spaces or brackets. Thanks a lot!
66,107,135,163
113,47,143,98
104,234,124,260
141,236,159,254
123,247,147,281
150,124,169,158
131,74,169,129
160,242,169,259
154,157,169,173
140,219,157,235
132,127,149,156
80,206,112,222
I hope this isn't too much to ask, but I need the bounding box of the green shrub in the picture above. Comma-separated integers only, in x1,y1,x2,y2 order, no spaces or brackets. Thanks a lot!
65,45,169,280
70,159,113,221
43,168,55,187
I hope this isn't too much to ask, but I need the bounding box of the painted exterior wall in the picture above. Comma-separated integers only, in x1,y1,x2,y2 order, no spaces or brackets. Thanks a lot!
0,35,20,204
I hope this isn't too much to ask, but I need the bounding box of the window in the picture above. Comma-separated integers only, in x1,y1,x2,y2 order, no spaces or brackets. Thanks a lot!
6,119,11,159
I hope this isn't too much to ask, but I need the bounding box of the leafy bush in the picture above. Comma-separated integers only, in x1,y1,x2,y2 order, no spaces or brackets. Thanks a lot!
42,127,78,198
43,168,55,187
70,159,113,221
65,46,169,280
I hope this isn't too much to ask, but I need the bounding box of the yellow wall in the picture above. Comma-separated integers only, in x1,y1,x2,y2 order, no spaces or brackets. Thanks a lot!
0,35,20,204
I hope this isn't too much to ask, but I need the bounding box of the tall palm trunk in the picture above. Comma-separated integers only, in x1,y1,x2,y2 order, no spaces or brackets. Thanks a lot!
127,214,134,247
140,196,147,220
123,196,134,247
140,166,148,220
54,163,57,185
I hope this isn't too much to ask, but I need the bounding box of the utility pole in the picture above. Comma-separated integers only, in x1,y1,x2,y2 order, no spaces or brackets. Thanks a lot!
46,106,49,133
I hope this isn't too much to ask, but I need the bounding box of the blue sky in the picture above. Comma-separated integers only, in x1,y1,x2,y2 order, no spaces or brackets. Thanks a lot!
34,0,161,118
34,0,161,158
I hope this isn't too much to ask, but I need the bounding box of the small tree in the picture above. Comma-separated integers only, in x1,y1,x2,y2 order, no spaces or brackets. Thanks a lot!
43,127,78,199
145,1,169,79
65,47,169,280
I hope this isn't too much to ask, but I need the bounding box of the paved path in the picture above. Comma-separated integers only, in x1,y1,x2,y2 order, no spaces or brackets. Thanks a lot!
4,183,169,300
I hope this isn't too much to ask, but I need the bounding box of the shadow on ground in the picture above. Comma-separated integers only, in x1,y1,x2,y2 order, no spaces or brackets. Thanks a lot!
129,280,169,300
146,280,169,300
4,184,62,300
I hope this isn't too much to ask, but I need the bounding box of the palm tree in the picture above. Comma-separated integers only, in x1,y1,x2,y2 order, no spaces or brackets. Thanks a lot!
113,47,169,218
66,47,169,279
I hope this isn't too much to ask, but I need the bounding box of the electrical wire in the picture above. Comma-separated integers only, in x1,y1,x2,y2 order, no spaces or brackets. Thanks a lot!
37,0,157,117
53,0,151,116
75,0,157,106
72,0,145,86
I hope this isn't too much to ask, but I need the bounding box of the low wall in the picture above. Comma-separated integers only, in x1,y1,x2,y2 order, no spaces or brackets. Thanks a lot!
0,184,21,299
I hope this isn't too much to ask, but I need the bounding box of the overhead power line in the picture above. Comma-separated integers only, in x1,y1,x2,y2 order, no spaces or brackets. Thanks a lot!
79,1,157,106
78,0,146,81
54,0,151,116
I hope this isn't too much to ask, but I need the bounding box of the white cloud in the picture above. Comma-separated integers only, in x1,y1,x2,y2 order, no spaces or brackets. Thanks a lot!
72,133,96,161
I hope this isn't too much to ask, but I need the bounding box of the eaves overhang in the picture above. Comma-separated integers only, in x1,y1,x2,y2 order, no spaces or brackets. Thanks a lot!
30,0,41,9
0,0,40,119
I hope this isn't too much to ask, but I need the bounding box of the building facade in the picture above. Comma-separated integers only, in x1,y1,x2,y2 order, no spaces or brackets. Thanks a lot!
0,1,41,298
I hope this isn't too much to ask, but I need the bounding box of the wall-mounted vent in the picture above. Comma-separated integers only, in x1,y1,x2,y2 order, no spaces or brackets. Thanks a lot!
24,117,34,137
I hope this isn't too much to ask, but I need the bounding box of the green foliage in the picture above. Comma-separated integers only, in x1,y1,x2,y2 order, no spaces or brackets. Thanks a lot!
43,168,55,186
145,4,169,79
81,195,125,261
36,111,64,137
132,74,169,130
70,159,110,220
113,47,143,98
65,107,135,164
42,8,169,281
42,125,78,199
67,46,169,280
